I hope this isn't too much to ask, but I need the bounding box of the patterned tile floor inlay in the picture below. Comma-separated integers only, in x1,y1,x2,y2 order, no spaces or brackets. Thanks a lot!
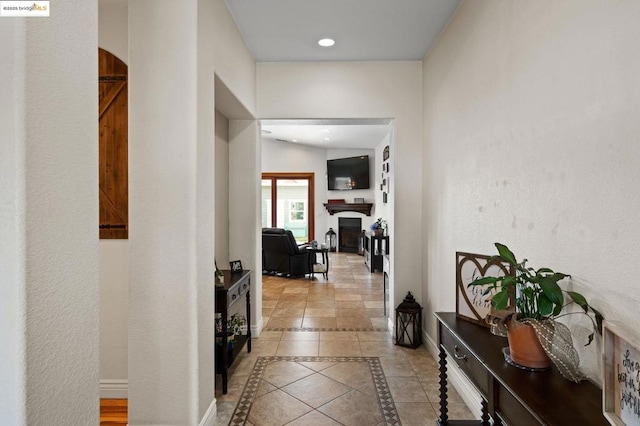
230,356,400,426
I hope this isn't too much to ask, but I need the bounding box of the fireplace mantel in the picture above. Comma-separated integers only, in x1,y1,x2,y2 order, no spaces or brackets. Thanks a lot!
324,203,373,216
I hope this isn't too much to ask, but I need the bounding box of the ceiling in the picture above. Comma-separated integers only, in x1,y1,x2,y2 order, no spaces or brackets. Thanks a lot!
225,0,461,62
261,119,393,149
226,0,460,148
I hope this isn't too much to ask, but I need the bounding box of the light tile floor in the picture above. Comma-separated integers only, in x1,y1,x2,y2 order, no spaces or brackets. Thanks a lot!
215,252,474,425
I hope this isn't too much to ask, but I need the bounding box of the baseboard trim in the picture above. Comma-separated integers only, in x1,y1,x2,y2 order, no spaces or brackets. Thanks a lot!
100,379,128,399
423,332,482,419
199,398,217,426
251,317,264,336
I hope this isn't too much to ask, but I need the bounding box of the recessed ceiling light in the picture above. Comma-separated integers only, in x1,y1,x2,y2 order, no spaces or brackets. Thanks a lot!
292,139,298,142
324,129,331,133
318,38,335,47
324,137,331,141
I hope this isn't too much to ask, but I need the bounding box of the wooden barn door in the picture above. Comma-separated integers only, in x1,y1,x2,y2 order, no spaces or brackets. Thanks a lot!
99,48,128,239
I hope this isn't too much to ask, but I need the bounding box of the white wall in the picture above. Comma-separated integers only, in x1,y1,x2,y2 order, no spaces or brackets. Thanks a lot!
257,61,423,313
0,19,24,424
128,0,214,423
99,242,129,395
374,134,392,230
196,0,216,420
98,0,128,63
229,121,263,335
98,0,129,398
98,2,256,419
216,110,230,266
0,1,100,423
422,0,640,384
213,0,256,116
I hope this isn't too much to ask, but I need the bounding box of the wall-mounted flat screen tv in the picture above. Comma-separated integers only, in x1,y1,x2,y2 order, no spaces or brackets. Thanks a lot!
327,155,370,190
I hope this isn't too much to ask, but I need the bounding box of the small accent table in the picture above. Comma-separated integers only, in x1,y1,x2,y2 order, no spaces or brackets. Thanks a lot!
307,247,329,280
364,233,388,273
215,270,251,394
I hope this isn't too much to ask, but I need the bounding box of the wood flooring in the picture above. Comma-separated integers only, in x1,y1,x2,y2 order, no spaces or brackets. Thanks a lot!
100,399,127,425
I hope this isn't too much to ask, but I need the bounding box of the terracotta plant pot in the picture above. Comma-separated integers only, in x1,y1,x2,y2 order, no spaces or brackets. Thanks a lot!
507,318,551,369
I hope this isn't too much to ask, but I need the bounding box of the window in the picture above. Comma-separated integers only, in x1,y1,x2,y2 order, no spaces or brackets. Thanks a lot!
289,200,306,222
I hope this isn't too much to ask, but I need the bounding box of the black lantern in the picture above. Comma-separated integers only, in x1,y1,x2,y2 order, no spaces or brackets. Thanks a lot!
395,292,423,348
325,228,337,252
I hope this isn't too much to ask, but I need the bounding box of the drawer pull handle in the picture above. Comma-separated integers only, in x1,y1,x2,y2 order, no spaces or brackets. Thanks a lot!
454,345,467,361
232,294,237,300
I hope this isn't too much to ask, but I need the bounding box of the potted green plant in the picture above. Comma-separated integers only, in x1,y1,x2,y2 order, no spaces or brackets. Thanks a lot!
229,313,247,338
214,315,234,370
468,243,603,381
370,218,386,236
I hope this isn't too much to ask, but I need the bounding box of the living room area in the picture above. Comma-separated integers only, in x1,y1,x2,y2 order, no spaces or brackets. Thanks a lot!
260,120,393,240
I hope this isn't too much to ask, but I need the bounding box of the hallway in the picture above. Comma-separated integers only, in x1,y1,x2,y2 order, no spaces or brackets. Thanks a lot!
214,252,474,425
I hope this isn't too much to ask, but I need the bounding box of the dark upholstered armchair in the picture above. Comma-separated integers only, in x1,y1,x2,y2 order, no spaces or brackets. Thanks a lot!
262,228,311,277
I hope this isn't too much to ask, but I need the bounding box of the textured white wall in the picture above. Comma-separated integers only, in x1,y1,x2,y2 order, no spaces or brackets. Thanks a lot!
422,0,640,383
229,121,263,334
99,242,129,393
98,0,128,63
101,0,254,421
0,18,26,425
0,0,100,423
98,0,129,397
374,134,392,231
129,0,203,423
196,0,216,419
216,110,230,266
213,0,256,116
257,61,422,313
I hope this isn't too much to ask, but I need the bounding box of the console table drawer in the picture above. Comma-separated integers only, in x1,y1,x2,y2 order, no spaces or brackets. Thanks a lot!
227,276,250,308
239,278,250,295
228,288,241,307
496,385,540,426
440,326,489,396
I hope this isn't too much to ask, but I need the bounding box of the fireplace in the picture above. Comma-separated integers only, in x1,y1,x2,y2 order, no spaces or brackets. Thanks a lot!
338,217,362,253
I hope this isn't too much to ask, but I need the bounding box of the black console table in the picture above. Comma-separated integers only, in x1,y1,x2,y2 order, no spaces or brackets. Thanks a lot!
364,232,388,273
435,312,608,425
216,270,251,394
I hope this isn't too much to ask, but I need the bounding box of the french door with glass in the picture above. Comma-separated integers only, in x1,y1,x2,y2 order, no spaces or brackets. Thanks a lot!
261,173,315,244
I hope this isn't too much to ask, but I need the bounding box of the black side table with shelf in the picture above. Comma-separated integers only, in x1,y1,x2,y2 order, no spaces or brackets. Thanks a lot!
364,232,389,273
215,269,251,394
307,247,329,279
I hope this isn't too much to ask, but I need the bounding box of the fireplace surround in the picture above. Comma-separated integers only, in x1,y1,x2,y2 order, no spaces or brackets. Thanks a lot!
338,217,362,253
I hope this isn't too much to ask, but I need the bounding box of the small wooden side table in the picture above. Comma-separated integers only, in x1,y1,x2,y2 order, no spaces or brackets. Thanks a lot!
307,247,329,280
215,270,251,394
